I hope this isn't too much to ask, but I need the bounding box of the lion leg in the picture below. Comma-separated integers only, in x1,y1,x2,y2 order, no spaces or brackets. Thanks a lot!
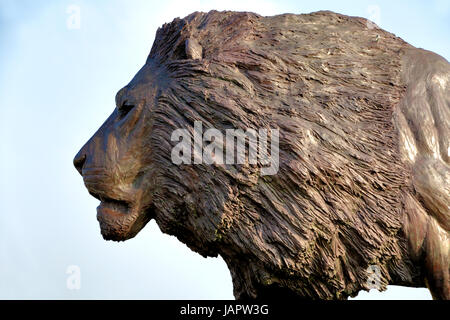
411,158,450,299
423,219,449,299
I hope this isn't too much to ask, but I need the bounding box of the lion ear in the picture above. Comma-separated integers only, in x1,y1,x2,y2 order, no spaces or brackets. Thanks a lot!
185,38,203,60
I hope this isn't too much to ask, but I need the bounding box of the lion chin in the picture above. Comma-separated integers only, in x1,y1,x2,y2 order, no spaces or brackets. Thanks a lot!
96,201,152,241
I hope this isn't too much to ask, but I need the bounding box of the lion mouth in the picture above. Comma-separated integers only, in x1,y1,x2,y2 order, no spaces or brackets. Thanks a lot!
87,191,131,216
88,190,152,241
97,198,131,216
83,181,153,241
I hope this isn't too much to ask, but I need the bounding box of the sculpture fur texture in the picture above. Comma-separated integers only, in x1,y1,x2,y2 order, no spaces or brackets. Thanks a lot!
74,11,450,299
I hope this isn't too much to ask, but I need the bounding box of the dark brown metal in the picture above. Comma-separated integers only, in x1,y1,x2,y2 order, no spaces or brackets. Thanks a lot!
74,10,449,300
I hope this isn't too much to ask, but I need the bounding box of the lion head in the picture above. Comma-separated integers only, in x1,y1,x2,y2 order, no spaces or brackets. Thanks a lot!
74,10,449,299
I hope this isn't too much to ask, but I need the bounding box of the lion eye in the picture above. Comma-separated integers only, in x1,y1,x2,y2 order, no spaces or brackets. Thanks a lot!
117,101,135,119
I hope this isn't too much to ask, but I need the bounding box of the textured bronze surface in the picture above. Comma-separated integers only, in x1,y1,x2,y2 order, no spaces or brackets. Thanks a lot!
74,10,449,299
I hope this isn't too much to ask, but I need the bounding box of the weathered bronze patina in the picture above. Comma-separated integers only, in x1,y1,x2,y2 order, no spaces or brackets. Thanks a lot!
74,11,449,299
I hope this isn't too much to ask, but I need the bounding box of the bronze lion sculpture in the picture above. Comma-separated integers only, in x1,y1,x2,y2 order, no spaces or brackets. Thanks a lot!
74,10,449,299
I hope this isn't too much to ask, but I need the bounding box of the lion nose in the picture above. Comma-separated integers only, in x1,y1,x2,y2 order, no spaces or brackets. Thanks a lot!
73,151,87,175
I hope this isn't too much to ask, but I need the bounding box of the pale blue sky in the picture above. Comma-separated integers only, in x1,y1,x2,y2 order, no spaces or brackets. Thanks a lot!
0,0,448,299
